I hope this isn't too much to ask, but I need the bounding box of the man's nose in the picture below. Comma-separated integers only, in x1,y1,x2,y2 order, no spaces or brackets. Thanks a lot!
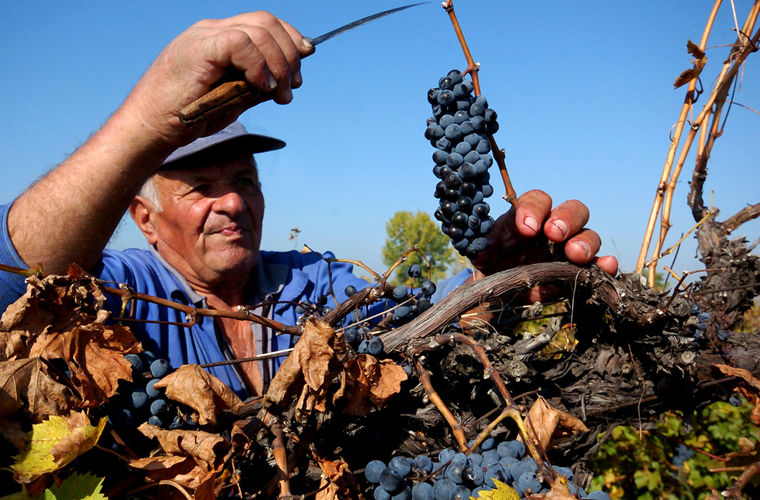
212,189,247,216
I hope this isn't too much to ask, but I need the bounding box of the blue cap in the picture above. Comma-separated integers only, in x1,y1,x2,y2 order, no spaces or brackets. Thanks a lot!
160,121,285,169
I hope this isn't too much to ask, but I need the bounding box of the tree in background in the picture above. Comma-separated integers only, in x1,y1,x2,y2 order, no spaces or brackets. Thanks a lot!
382,211,455,285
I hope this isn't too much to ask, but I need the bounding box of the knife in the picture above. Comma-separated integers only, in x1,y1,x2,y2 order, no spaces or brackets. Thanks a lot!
178,2,427,125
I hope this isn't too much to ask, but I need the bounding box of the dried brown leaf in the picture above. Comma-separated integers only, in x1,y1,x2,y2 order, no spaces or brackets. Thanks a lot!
674,40,707,89
0,357,76,420
687,39,706,59
0,273,105,336
315,457,351,500
28,322,139,406
525,475,575,499
0,331,29,361
714,363,760,392
264,318,337,409
523,397,588,451
138,423,230,471
154,364,244,426
340,354,407,416
129,454,223,493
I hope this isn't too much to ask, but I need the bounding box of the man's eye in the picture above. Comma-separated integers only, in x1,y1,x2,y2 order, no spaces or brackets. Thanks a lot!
235,177,255,187
192,184,211,193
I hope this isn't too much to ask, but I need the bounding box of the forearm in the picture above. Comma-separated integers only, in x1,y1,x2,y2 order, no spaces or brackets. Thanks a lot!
8,107,172,273
7,11,309,275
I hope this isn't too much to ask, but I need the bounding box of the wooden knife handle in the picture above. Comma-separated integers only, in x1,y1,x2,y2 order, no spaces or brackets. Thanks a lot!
178,80,263,125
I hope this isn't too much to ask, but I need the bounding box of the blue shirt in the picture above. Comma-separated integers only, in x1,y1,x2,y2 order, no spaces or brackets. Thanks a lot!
0,202,471,399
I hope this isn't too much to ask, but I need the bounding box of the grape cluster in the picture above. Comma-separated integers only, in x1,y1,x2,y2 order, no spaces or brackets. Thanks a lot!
426,69,498,259
364,437,610,499
688,303,711,340
343,264,437,359
108,351,197,432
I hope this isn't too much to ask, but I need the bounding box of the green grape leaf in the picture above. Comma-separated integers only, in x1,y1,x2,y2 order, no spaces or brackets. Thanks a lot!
40,472,107,500
0,488,36,500
469,479,521,500
11,412,106,483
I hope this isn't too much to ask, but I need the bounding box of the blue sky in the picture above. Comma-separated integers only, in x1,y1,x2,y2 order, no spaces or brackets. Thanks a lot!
1,1,757,279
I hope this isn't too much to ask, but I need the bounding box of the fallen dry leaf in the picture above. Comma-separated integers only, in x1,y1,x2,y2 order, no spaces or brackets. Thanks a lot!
28,322,139,406
714,363,760,392
0,273,106,338
523,397,589,451
129,454,224,493
138,423,230,471
264,318,337,410
0,331,28,361
315,457,351,500
339,354,408,416
154,364,244,426
0,357,77,421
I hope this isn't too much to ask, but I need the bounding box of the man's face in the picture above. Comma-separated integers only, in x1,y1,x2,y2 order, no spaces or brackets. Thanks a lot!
147,157,265,291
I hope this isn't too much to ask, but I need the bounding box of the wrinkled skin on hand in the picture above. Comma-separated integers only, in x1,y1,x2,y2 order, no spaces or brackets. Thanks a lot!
124,11,314,150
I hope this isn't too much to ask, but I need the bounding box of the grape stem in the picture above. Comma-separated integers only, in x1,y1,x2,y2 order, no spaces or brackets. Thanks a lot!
442,0,517,206
413,332,553,480
262,410,292,497
415,358,469,450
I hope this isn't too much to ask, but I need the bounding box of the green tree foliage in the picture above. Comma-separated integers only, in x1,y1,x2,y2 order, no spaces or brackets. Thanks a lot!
590,398,760,499
381,211,454,285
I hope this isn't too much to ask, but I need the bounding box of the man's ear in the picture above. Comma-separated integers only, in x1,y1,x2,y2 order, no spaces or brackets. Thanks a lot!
129,196,159,245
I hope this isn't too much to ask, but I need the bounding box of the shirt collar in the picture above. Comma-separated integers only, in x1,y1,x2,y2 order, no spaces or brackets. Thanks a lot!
148,245,289,306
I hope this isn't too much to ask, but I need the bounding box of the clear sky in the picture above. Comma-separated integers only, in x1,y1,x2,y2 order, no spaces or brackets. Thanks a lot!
1,1,757,279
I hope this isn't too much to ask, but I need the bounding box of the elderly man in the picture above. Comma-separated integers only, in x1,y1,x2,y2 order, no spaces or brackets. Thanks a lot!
0,12,617,399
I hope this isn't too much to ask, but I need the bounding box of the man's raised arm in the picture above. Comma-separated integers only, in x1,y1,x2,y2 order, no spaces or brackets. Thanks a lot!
7,12,312,274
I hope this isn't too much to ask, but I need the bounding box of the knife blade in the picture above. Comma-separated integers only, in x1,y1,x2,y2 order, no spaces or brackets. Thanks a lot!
178,2,427,125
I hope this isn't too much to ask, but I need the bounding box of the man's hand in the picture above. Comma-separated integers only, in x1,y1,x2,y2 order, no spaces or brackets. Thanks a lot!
123,11,313,150
9,11,313,275
471,190,619,278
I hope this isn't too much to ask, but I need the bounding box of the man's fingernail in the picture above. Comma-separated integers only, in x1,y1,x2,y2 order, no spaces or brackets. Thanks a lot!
552,220,568,238
266,75,277,90
293,70,303,88
301,37,314,53
572,240,591,257
524,216,539,233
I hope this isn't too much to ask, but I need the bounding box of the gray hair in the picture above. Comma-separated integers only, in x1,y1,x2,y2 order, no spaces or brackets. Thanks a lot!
137,176,162,212
136,155,260,213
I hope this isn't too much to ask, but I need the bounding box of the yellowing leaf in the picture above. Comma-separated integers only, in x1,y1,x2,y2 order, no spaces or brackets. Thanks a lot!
11,412,106,483
40,472,107,500
470,479,521,500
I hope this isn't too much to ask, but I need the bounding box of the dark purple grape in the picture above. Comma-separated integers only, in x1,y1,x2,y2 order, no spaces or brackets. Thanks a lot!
444,173,462,188
379,468,405,494
150,398,168,416
125,354,144,376
367,336,384,356
365,460,387,483
446,152,463,168
444,124,462,141
149,359,171,378
420,280,436,297
389,456,414,477
392,285,408,301
145,379,162,399
439,114,455,129
407,264,422,278
438,90,454,105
